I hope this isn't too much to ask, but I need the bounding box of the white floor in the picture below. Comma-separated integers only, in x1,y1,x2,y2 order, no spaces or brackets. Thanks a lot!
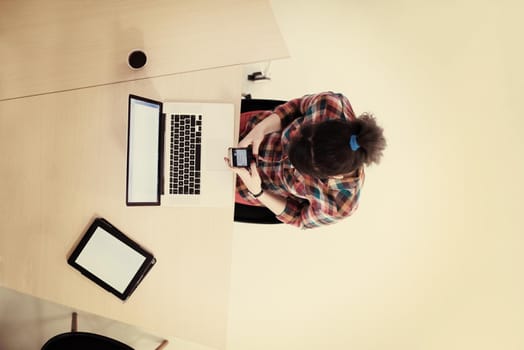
228,1,524,350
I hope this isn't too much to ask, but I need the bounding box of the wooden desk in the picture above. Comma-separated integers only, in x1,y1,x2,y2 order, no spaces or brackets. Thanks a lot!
0,0,288,101
0,66,242,350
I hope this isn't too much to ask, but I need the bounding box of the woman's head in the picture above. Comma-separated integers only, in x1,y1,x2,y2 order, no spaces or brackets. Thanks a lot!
288,114,386,178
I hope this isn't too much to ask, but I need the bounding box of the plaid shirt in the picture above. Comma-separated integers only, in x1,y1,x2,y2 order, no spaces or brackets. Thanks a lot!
237,92,365,229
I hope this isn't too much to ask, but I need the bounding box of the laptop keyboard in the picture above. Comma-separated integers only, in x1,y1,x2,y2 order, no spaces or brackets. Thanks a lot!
169,114,202,195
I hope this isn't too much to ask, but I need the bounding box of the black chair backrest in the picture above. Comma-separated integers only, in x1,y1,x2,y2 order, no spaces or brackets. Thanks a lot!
241,98,287,113
42,332,133,350
234,203,282,224
234,98,287,224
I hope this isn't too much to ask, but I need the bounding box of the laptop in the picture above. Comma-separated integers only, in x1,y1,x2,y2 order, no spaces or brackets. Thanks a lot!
126,94,235,207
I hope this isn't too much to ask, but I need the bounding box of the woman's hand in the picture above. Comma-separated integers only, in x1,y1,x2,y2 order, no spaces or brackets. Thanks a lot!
237,126,266,158
238,113,281,157
224,158,261,195
225,156,287,216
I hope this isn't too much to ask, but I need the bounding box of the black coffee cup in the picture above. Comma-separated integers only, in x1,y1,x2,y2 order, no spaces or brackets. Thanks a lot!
128,50,147,69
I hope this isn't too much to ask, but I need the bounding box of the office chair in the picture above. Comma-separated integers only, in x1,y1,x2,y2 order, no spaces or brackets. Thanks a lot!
233,97,286,224
41,312,169,350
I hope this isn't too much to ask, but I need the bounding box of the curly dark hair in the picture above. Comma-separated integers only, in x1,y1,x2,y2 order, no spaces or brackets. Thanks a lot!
288,114,386,178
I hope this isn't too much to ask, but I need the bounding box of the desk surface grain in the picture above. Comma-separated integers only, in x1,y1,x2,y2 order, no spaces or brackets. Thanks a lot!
0,66,242,350
0,0,288,101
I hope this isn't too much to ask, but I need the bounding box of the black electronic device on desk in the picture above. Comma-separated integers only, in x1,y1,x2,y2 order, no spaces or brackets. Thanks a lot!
68,218,156,301
228,146,253,168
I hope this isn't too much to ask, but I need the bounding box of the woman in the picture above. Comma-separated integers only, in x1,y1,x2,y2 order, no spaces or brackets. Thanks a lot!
226,92,386,229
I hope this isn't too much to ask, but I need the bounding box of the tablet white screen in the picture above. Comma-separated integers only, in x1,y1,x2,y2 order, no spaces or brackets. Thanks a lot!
75,227,146,293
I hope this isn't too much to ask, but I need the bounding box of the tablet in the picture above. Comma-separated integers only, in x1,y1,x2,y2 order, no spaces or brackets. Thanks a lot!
68,218,156,301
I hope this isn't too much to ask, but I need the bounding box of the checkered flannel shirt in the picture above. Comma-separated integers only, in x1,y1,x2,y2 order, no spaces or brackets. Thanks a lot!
237,92,365,229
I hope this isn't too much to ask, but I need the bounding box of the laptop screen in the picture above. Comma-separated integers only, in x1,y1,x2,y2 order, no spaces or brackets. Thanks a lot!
126,95,163,205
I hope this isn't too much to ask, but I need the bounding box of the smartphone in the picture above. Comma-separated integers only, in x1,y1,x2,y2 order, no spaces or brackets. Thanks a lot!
228,146,253,167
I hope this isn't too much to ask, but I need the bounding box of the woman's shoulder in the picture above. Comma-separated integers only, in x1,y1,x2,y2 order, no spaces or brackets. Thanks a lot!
326,168,365,191
308,91,346,105
305,91,355,121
